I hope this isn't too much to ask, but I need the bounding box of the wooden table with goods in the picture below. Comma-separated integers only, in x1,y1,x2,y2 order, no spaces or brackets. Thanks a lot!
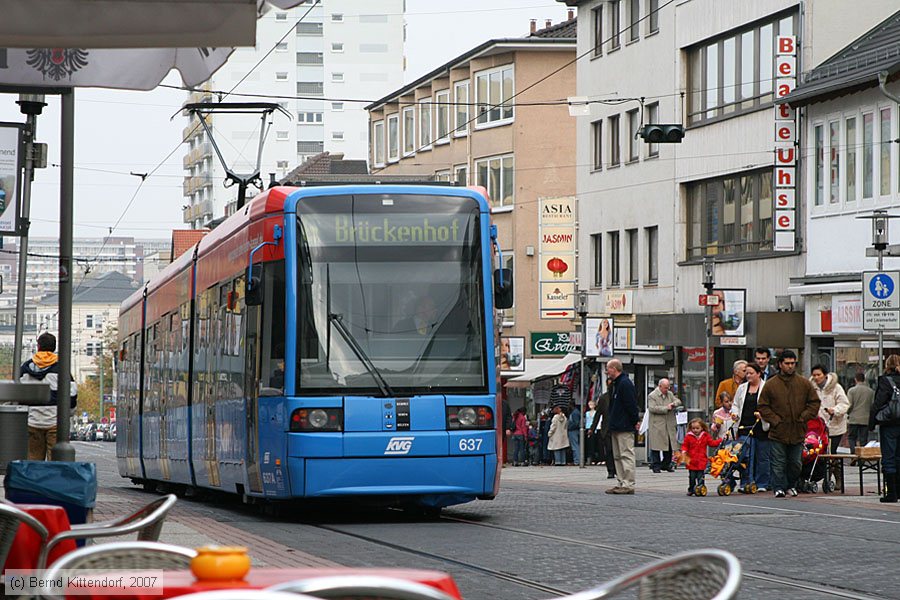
821,447,882,496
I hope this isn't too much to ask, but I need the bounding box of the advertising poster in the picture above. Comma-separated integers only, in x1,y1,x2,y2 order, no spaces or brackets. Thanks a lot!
539,196,576,319
585,317,614,358
711,289,746,336
0,124,22,235
500,336,525,372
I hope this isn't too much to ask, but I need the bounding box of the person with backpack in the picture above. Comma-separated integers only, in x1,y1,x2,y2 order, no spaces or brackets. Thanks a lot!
872,354,900,503
20,332,78,461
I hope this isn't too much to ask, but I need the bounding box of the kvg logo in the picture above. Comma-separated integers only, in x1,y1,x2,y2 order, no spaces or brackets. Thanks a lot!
384,436,415,455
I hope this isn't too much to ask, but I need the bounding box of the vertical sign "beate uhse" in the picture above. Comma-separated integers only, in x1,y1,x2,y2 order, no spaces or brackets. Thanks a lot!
774,35,797,252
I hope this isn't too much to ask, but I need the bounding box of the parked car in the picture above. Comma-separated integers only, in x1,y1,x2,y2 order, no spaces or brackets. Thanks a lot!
106,422,116,442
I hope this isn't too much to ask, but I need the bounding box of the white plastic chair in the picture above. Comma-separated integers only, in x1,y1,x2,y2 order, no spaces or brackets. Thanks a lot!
269,575,458,599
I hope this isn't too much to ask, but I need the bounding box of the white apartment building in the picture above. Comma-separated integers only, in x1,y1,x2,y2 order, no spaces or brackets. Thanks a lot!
785,10,900,385
182,0,405,228
564,0,897,414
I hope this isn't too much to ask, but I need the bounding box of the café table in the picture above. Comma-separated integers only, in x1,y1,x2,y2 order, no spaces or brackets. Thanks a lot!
60,567,463,600
2,504,77,571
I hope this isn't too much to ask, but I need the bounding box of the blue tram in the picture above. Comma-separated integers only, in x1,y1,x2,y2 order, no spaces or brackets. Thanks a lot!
117,185,513,509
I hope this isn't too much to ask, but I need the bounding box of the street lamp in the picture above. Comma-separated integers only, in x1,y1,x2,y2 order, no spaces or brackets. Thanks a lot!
577,291,589,468
702,259,715,416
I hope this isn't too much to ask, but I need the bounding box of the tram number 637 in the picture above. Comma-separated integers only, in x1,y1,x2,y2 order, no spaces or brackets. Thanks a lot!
458,438,483,452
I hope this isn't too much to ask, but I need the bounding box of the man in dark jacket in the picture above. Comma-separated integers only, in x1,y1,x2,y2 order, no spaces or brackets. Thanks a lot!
605,359,640,494
758,350,820,498
20,332,78,461
589,377,617,479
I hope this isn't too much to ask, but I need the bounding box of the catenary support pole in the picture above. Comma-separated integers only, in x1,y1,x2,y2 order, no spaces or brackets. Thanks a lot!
12,108,38,378
52,89,75,462
878,246,884,376
579,314,586,468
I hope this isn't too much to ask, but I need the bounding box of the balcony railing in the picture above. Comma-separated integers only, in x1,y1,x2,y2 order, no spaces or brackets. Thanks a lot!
182,174,213,197
182,142,214,169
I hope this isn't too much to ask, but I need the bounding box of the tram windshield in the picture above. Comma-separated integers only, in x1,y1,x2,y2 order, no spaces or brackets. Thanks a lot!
295,193,487,395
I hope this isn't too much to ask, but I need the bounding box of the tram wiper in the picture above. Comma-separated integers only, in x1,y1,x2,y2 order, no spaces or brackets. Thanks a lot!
328,312,395,398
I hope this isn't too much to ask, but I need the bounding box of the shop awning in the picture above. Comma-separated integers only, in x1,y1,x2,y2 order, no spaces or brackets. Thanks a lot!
503,353,582,388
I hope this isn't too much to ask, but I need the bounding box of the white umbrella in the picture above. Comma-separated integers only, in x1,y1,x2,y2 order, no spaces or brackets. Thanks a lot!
0,0,305,49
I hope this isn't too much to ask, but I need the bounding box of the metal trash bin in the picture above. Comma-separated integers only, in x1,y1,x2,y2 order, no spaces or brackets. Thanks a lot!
0,381,51,473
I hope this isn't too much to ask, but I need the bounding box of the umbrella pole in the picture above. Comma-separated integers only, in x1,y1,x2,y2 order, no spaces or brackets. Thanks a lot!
52,89,75,462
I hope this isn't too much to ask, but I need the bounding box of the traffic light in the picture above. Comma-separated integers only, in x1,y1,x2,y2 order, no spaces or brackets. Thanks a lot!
639,123,685,143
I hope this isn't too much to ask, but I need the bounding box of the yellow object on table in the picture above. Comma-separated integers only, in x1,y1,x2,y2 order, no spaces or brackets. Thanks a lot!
191,546,251,582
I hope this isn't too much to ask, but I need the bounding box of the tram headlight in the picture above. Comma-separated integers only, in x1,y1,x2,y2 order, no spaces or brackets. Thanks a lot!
447,406,494,429
290,408,343,432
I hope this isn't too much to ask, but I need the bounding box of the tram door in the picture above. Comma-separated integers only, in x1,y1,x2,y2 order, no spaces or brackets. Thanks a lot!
205,290,221,487
244,291,263,494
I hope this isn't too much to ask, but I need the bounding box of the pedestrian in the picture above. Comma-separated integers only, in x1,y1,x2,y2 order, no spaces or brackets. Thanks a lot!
755,347,778,381
547,385,571,466
502,396,512,465
715,360,748,408
567,400,581,465
710,392,737,441
589,378,617,479
604,359,640,494
678,418,723,496
647,378,682,472
584,398,599,464
20,332,78,461
758,350,820,498
846,372,875,450
810,364,850,454
511,408,528,466
733,363,771,492
871,354,900,503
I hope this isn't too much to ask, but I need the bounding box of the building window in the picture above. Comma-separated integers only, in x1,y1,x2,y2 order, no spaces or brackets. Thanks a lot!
627,109,640,162
454,80,470,136
373,120,385,167
331,42,344,53
275,12,287,21
646,102,659,157
592,5,603,57
608,114,620,166
277,160,289,169
296,52,323,65
591,233,602,287
387,114,399,161
686,168,775,259
609,231,620,286
434,170,452,182
332,131,344,140
296,22,323,36
275,71,288,81
332,72,344,82
275,42,288,52
454,164,468,185
846,116,857,202
435,90,451,142
298,112,323,123
475,154,514,209
332,102,344,111
86,314,95,329
608,0,620,51
627,228,639,285
829,120,840,204
402,106,415,156
687,11,796,124
648,0,659,33
881,107,892,196
419,100,432,148
331,13,343,22
863,112,874,199
297,141,324,154
297,81,323,95
475,64,514,126
591,120,602,170
276,131,289,140
646,226,659,284
814,124,824,206
627,0,640,43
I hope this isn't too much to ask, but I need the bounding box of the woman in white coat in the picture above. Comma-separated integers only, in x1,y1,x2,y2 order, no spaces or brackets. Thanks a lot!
547,405,570,466
810,364,850,453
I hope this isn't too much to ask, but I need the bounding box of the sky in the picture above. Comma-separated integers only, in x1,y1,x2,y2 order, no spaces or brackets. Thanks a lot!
0,0,570,241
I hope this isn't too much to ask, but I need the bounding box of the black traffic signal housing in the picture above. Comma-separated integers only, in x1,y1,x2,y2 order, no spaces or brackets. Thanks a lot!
639,123,685,143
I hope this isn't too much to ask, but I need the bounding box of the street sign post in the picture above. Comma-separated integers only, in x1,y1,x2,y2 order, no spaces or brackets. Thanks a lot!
862,271,900,331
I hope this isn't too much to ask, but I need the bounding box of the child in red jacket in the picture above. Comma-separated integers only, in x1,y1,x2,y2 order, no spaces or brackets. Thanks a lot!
678,418,723,496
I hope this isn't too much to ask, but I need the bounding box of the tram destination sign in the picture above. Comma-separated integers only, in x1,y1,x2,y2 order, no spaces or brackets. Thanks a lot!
862,271,900,330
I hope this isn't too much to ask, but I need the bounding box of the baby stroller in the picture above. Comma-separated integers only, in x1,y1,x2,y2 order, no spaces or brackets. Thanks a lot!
709,438,755,496
798,417,834,493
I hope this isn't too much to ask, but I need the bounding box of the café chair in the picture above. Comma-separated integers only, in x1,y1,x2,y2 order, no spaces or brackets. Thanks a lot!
551,549,741,600
38,493,177,568
0,501,50,567
269,575,458,599
40,541,197,599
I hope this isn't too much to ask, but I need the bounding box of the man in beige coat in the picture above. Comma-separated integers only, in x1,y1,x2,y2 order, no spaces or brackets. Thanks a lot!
647,378,682,473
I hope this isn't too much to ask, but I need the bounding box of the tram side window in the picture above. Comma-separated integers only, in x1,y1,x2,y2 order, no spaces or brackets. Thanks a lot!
262,261,286,391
